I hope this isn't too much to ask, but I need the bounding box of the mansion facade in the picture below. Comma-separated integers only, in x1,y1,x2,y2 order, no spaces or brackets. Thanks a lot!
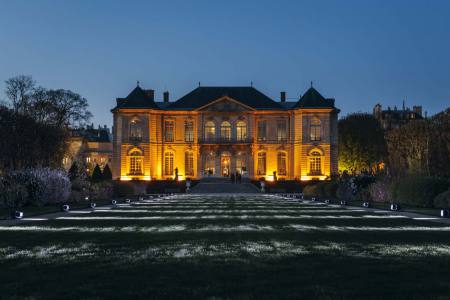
111,84,339,181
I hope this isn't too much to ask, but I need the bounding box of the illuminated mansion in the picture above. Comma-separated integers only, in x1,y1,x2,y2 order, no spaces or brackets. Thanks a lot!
111,84,339,181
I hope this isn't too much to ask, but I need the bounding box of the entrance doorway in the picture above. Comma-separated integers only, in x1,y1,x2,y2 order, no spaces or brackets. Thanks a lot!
221,154,231,177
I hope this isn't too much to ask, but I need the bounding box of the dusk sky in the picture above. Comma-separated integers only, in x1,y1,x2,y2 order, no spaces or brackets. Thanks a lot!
1,0,449,127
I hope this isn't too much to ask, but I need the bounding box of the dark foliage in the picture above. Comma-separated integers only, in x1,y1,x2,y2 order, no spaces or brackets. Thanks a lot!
68,162,79,181
102,164,112,180
91,164,103,182
112,181,135,197
393,175,449,207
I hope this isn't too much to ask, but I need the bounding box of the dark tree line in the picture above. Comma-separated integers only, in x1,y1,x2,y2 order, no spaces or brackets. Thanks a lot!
0,75,92,172
338,109,450,178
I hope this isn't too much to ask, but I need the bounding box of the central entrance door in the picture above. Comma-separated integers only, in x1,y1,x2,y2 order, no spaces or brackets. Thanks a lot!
221,154,231,177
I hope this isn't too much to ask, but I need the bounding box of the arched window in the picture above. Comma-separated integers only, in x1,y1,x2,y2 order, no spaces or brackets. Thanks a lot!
130,119,142,140
205,121,216,141
257,152,266,175
129,150,143,175
309,151,322,175
310,118,321,141
277,152,287,176
236,121,247,142
221,121,231,140
164,152,174,176
185,152,194,176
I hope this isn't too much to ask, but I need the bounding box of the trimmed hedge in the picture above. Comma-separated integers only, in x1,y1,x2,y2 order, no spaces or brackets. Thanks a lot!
302,181,338,198
433,189,450,208
394,176,449,207
113,181,135,197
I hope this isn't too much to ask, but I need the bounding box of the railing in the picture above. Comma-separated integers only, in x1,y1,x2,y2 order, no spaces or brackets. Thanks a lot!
198,137,253,144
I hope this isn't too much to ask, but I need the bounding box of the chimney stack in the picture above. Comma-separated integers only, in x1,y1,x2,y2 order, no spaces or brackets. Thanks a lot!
163,91,169,103
280,91,286,103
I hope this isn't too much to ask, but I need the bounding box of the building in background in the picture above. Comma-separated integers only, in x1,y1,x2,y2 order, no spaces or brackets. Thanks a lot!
373,102,423,130
63,124,113,174
111,83,339,181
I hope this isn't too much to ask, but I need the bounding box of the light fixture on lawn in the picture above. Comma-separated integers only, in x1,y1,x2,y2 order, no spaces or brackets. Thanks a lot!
440,209,449,218
340,200,348,206
363,202,370,208
85,196,89,201
324,199,330,204
13,211,23,219
390,203,400,211
90,203,96,209
61,204,70,212
111,199,117,206
125,199,131,204
311,197,316,202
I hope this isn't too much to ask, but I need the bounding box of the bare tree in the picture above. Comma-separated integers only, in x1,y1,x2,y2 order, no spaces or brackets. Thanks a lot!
5,75,35,114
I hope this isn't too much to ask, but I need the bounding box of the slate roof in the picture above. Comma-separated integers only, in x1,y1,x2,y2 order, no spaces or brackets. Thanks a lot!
112,86,159,110
168,86,283,110
293,87,336,109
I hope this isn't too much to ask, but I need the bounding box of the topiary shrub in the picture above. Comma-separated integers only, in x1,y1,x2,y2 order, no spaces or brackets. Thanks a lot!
394,176,449,207
90,181,113,200
102,164,113,180
433,189,450,208
91,164,103,182
0,176,28,210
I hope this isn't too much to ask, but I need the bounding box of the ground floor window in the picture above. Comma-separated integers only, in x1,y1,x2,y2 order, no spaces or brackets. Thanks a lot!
129,150,143,175
164,152,174,176
277,152,287,176
204,153,215,175
185,152,194,176
257,152,266,175
236,154,247,175
309,151,322,175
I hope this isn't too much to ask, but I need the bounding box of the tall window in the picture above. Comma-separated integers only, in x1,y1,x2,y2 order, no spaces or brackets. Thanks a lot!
277,119,287,142
205,153,215,175
129,150,143,175
164,120,174,142
277,152,287,175
310,118,321,141
205,121,216,141
185,152,194,176
257,120,267,141
236,154,247,174
184,121,194,142
130,119,142,140
236,121,247,142
220,121,231,140
164,152,174,175
257,152,266,175
309,151,322,175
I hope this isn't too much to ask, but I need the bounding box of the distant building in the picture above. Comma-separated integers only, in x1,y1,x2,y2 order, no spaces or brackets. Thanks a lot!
63,124,113,174
111,83,340,181
373,102,423,130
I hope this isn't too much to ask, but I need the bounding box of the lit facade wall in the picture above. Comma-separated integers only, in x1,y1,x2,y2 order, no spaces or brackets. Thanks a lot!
112,98,338,181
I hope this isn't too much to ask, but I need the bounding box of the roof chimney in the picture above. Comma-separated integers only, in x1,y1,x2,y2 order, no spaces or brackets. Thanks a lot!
280,91,286,103
163,91,169,103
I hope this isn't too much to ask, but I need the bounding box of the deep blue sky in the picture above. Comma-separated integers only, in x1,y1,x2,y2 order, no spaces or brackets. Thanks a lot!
1,0,449,127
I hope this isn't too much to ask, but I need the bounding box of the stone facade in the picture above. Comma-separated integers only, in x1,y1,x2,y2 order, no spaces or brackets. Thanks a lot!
112,85,339,181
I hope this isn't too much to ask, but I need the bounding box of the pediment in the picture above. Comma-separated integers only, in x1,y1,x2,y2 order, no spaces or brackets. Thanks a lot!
196,96,255,112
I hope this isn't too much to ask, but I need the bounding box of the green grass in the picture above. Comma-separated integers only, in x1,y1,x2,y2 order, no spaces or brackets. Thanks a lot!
1,194,450,299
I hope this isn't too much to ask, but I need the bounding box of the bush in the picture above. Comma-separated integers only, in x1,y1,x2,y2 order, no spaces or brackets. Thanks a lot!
368,179,393,203
0,176,28,210
303,182,328,198
433,189,450,208
394,176,449,207
90,181,113,200
0,168,71,206
113,181,135,197
323,181,339,198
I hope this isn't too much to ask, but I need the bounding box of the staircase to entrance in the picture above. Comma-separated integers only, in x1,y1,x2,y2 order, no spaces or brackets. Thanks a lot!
189,177,260,194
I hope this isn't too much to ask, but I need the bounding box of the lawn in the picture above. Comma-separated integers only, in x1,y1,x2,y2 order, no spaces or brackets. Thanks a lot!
1,194,450,299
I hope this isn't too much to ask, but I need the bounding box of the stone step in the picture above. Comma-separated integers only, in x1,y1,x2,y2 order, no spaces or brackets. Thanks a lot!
189,182,260,194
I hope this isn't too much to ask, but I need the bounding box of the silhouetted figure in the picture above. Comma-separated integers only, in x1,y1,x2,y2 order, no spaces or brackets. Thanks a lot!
230,172,235,183
237,172,242,184
273,171,277,182
174,167,179,181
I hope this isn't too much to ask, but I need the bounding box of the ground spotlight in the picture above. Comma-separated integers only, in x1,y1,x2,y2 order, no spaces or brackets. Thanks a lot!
362,202,370,208
440,209,449,218
340,200,348,206
90,203,96,209
125,199,131,204
13,211,23,219
390,204,400,211
111,199,117,206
